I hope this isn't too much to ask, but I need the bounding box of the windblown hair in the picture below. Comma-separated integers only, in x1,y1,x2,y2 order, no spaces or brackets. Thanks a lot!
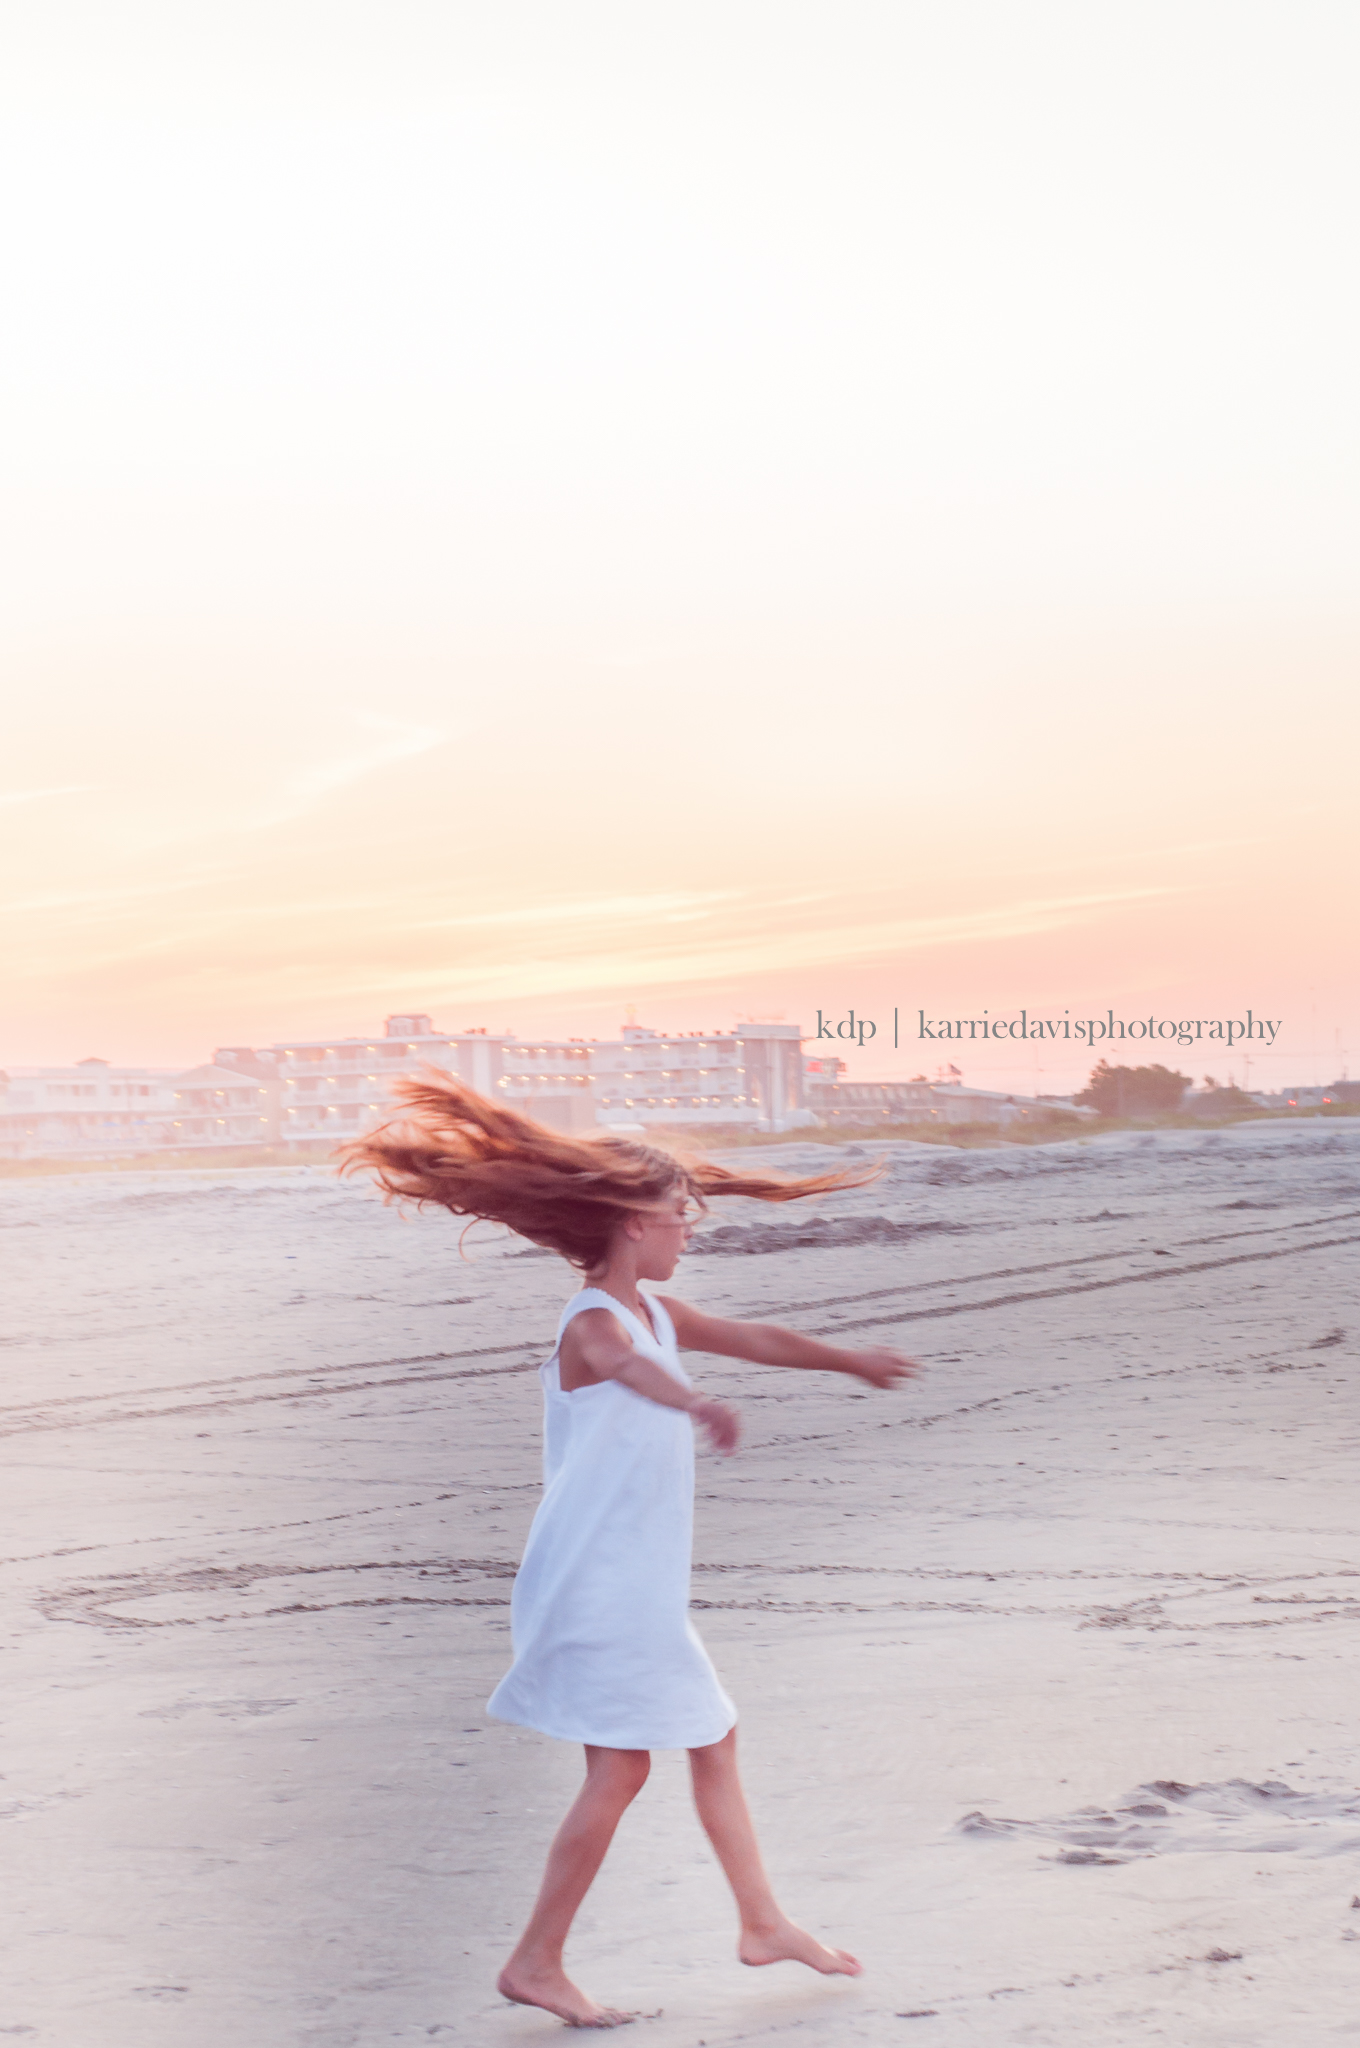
337,1068,882,1270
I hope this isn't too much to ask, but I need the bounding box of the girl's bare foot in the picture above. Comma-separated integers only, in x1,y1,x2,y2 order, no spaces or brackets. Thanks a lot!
738,1918,862,1977
497,1961,636,2028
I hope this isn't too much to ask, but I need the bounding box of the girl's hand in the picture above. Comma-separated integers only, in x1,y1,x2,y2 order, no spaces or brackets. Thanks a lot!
689,1395,742,1454
841,1346,923,1388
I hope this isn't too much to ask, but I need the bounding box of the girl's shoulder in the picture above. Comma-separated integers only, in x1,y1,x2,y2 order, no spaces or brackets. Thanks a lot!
559,1287,619,1320
559,1288,654,1341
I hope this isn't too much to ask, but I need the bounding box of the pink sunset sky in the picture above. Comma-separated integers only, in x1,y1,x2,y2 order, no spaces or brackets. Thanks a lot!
4,4,1357,1096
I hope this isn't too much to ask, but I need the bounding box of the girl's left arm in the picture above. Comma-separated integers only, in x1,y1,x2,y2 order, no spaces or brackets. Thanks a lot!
656,1296,922,1388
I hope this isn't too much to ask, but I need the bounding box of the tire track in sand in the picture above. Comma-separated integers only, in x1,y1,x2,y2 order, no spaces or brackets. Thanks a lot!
1,1221,1355,1441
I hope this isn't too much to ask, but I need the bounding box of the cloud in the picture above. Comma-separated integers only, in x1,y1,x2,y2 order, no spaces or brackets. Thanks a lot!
404,889,741,933
249,713,447,827
338,883,1179,1008
0,784,94,811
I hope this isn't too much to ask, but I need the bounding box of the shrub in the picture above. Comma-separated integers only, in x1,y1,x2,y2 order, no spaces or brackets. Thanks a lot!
1074,1060,1191,1116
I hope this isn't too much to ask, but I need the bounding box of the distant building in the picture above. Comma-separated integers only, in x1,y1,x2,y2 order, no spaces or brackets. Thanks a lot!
804,1062,1095,1128
0,1055,285,1159
0,1059,183,1159
254,1015,814,1148
252,1017,529,1147
1250,1080,1357,1110
496,1035,602,1134
805,1076,938,1122
169,1064,279,1146
4,1014,1021,1162
593,1024,811,1133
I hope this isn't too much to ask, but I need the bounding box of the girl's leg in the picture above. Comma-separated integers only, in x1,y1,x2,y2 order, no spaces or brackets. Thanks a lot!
687,1727,861,1976
498,1745,651,2028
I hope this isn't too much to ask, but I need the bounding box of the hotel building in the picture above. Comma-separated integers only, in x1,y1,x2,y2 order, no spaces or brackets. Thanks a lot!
240,1017,525,1147
251,1015,813,1149
0,1060,274,1159
591,1023,809,1131
0,1016,815,1160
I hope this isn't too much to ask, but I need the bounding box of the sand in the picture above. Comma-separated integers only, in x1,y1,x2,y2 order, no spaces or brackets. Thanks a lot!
3,1120,1360,2045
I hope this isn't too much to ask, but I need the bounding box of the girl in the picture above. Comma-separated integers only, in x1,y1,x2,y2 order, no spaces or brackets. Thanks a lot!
343,1074,920,2029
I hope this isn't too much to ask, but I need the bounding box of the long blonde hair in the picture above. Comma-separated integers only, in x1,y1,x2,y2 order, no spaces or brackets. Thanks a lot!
338,1068,880,1269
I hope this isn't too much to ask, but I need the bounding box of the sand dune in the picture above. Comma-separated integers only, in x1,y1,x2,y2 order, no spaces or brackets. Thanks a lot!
3,1120,1359,2043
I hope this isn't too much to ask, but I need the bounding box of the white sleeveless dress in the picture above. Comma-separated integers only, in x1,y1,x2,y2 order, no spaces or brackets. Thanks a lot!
486,1288,738,1750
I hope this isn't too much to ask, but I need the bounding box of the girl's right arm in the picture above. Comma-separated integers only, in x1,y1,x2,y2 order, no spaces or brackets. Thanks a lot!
561,1308,741,1452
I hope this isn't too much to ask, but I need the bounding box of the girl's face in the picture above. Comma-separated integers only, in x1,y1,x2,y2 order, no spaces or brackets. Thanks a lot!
630,1187,697,1281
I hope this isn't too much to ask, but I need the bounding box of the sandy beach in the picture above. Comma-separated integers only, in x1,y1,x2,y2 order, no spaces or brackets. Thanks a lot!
4,1119,1360,2045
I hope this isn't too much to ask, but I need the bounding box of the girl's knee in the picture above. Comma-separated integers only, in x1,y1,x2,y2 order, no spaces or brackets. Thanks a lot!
621,1750,652,1799
688,1726,738,1770
588,1745,651,1801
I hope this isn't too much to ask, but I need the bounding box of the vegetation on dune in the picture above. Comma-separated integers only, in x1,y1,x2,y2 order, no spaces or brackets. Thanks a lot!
1074,1060,1192,1116
1184,1080,1260,1115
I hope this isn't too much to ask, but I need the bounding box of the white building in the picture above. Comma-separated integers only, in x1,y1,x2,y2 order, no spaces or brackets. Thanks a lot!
592,1024,812,1132
168,1064,279,1147
259,1015,815,1149
0,1057,283,1159
496,1035,600,1133
0,1059,180,1159
252,1015,515,1148
0,1015,818,1161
